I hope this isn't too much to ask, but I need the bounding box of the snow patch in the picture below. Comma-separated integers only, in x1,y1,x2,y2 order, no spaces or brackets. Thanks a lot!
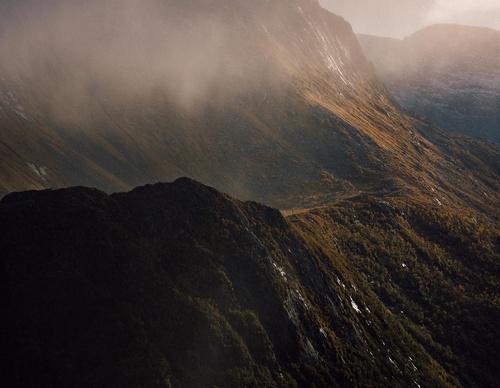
408,356,418,371
272,262,287,279
27,163,48,179
388,356,402,373
294,288,309,310
350,297,361,313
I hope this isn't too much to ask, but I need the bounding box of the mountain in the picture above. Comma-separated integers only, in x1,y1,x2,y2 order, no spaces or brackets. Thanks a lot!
1,178,498,386
0,1,497,214
0,0,386,204
357,24,500,143
0,1,499,387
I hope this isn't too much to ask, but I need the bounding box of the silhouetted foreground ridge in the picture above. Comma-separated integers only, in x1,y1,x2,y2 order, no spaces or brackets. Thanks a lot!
1,178,498,386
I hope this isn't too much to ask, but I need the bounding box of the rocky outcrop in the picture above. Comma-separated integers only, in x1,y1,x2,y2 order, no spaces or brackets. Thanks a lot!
1,178,473,387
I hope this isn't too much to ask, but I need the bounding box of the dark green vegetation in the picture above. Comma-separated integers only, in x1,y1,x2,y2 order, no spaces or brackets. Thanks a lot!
292,199,500,387
3,178,497,387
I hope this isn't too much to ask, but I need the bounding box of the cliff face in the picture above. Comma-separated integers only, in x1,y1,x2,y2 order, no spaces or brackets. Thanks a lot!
0,0,380,201
358,25,500,143
1,1,497,215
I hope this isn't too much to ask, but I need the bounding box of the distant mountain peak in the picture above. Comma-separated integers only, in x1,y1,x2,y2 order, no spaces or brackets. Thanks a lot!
0,2,498,213
358,24,500,143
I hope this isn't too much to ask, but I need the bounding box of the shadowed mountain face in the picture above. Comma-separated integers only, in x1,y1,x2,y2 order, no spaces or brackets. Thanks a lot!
0,0,382,204
0,1,497,214
1,179,498,387
358,25,500,144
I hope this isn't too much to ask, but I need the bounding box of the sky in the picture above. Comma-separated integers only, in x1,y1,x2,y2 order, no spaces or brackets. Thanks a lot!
319,0,500,38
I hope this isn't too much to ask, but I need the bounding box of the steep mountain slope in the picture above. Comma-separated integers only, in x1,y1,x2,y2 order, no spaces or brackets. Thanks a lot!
291,198,500,387
0,0,382,202
0,1,497,214
1,179,498,387
358,25,500,143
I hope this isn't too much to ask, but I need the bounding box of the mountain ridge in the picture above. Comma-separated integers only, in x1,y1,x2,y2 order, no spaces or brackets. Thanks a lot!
357,24,500,143
1,178,498,386
1,178,496,386
1,0,497,214
1,3,498,221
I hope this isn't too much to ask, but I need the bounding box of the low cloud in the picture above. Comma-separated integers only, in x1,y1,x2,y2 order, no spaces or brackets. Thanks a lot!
319,0,500,37
0,0,276,125
423,0,500,29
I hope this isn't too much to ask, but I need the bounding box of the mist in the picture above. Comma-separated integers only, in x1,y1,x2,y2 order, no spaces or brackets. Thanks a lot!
0,0,277,126
319,0,500,38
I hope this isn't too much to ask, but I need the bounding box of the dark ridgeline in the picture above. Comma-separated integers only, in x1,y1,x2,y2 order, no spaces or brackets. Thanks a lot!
1,178,499,387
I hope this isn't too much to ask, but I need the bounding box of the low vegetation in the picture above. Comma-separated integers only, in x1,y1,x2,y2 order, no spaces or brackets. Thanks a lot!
1,178,497,386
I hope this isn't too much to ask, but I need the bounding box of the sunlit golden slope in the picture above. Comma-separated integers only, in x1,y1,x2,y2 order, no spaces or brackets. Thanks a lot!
0,0,498,217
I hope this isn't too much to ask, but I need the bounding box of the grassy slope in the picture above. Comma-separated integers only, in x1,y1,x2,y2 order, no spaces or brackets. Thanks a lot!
1,177,498,386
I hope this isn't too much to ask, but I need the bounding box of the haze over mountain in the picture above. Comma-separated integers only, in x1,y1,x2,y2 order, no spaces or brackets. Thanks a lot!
319,0,500,38
1,0,499,387
0,0,385,204
0,0,498,212
358,24,500,143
